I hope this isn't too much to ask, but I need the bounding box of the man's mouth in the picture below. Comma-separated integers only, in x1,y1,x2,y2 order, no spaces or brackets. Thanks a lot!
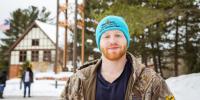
108,46,120,50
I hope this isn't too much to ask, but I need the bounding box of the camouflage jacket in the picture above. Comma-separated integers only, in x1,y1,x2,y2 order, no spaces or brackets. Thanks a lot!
61,53,173,100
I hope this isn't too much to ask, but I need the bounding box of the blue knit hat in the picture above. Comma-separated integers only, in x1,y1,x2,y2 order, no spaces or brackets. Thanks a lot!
95,15,130,49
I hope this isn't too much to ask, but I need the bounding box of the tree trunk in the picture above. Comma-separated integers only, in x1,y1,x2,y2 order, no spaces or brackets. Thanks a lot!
156,42,163,77
151,42,158,72
174,17,179,76
141,34,148,67
63,0,68,71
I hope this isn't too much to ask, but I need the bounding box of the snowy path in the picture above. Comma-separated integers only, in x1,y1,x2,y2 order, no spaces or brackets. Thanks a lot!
2,96,60,100
4,79,65,97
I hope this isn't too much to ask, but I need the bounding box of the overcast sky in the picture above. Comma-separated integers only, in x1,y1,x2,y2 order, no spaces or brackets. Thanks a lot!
0,0,83,21
0,0,59,21
0,0,83,38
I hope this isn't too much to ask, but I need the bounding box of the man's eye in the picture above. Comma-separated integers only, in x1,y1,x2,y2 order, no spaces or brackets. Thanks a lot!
104,35,110,38
115,34,121,37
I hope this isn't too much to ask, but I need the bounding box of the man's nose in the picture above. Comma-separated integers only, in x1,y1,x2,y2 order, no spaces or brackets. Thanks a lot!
109,36,117,43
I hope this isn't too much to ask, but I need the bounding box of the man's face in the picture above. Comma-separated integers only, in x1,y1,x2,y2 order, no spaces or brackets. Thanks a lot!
100,30,127,61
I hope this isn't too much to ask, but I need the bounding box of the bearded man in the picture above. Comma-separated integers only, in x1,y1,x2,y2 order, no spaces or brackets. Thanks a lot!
61,15,173,100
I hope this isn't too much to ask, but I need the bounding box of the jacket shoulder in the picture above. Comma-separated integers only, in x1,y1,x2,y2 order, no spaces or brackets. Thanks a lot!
133,68,162,93
76,59,100,80
141,68,158,79
139,68,164,88
78,59,99,70
60,72,84,99
141,68,166,85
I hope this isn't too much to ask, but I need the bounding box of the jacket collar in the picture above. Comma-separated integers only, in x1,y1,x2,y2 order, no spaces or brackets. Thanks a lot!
78,52,145,84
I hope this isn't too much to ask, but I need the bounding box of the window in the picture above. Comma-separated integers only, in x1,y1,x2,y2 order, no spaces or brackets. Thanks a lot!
32,39,39,46
19,51,26,62
31,51,39,61
43,50,51,62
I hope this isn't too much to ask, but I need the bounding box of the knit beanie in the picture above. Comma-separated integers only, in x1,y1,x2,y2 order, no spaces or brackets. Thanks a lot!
95,15,130,50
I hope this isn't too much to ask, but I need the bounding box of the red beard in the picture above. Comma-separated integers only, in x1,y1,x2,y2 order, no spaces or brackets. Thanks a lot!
101,44,127,61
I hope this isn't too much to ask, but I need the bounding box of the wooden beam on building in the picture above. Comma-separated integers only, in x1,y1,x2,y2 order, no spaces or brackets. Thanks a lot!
63,0,68,71
73,0,78,72
55,0,60,88
81,1,85,65
59,3,67,12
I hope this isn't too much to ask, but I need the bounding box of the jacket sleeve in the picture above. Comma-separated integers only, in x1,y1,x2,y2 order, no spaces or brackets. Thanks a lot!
60,74,84,100
151,75,174,100
21,72,24,82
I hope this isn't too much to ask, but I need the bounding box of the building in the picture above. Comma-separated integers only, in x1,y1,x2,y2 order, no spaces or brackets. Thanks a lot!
8,20,72,78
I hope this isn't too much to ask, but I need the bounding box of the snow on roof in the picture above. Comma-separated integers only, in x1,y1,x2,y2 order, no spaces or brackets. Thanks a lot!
35,20,72,48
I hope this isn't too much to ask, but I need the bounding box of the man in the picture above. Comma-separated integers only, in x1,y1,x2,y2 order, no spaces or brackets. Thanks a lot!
22,67,33,98
61,15,173,100
0,70,7,99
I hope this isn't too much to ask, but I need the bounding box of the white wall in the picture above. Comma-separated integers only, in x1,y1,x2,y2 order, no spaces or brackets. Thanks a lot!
10,51,19,64
15,28,55,50
10,50,56,64
10,27,57,65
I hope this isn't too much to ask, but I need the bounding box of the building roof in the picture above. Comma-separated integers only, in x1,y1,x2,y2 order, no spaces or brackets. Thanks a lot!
9,20,73,52
35,20,73,48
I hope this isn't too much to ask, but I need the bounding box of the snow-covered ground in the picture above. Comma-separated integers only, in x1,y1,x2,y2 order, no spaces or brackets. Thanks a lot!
166,73,200,100
4,72,73,97
4,72,200,100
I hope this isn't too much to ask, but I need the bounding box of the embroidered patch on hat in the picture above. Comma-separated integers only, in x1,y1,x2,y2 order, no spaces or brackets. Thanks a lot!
100,20,120,33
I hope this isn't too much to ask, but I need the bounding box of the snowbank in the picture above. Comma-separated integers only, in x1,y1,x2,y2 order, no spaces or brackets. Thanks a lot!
35,71,74,80
166,73,200,100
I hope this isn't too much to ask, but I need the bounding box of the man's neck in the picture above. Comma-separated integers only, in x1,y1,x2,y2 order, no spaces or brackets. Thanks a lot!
100,54,127,83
